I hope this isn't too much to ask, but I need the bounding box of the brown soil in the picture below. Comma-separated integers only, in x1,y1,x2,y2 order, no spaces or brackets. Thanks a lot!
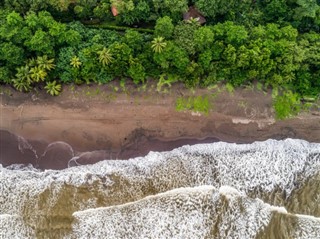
1,82,319,169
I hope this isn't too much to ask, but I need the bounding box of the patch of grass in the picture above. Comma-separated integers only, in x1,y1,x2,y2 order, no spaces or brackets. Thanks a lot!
302,102,313,110
225,83,234,94
157,74,178,93
102,92,117,102
75,86,104,99
245,83,254,91
94,87,101,95
238,100,247,108
120,78,129,94
256,82,263,91
207,84,218,90
85,90,92,96
138,83,147,92
301,96,319,111
272,87,279,99
112,86,119,92
0,87,13,96
176,95,210,115
273,90,301,120
70,84,76,92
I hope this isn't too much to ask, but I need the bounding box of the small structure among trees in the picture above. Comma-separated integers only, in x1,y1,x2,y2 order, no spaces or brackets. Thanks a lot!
111,6,118,16
183,6,206,24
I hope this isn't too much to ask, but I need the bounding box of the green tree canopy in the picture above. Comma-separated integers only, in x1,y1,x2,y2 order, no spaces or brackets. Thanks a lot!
173,21,200,56
155,16,174,39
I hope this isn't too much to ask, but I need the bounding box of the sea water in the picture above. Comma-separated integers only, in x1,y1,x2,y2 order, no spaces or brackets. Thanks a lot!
0,139,319,238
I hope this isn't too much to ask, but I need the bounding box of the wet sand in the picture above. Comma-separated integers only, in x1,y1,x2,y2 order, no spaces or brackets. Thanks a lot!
1,83,319,170
0,129,219,169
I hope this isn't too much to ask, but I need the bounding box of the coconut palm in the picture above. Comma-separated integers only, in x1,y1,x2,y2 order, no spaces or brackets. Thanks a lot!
151,37,167,53
97,47,113,66
30,66,47,82
12,66,32,92
44,80,62,96
70,56,82,68
12,78,32,92
27,58,37,68
186,17,200,26
15,65,32,82
36,55,55,71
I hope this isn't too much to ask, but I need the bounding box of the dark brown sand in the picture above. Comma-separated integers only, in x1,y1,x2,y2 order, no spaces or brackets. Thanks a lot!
1,83,319,170
0,129,219,169
0,130,38,167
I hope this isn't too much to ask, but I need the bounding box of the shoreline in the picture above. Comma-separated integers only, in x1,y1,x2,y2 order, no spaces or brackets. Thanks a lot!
1,83,319,169
0,129,221,169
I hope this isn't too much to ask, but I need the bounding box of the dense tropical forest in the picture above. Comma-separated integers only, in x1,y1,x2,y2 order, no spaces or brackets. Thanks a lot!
0,0,319,106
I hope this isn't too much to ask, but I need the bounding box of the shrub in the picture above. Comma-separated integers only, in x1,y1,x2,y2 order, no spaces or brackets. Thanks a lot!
273,91,301,120
176,95,210,114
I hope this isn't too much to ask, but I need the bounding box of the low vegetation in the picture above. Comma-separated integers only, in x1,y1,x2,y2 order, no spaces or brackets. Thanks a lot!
176,95,210,115
273,91,301,120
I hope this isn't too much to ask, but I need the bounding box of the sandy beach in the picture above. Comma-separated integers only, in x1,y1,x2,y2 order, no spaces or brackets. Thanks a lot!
1,82,319,169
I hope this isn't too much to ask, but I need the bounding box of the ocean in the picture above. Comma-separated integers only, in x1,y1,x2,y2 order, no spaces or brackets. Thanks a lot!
0,139,319,238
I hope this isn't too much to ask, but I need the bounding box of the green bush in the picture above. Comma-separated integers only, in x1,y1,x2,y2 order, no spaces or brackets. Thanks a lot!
176,96,210,114
273,91,301,120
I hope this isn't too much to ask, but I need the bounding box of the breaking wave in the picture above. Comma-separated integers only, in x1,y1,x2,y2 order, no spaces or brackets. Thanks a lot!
0,139,319,238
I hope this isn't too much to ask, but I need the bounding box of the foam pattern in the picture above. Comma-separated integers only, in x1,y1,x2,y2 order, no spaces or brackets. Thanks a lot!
72,186,273,239
0,214,35,238
294,214,320,239
72,186,320,239
0,139,319,238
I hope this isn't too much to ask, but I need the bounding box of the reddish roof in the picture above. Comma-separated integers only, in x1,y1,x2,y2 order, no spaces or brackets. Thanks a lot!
111,6,118,16
183,6,206,24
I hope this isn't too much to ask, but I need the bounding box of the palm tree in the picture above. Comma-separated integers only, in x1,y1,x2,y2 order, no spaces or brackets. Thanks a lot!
30,66,47,82
12,66,32,92
27,58,37,68
12,78,31,92
15,65,32,82
186,17,200,26
97,47,113,66
44,80,61,96
151,37,167,53
36,55,55,71
70,56,82,68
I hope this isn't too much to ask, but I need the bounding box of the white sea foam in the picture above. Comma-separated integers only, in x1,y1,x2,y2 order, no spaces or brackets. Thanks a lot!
0,214,34,238
72,186,273,239
72,185,320,239
0,139,319,238
290,213,320,239
1,139,319,213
